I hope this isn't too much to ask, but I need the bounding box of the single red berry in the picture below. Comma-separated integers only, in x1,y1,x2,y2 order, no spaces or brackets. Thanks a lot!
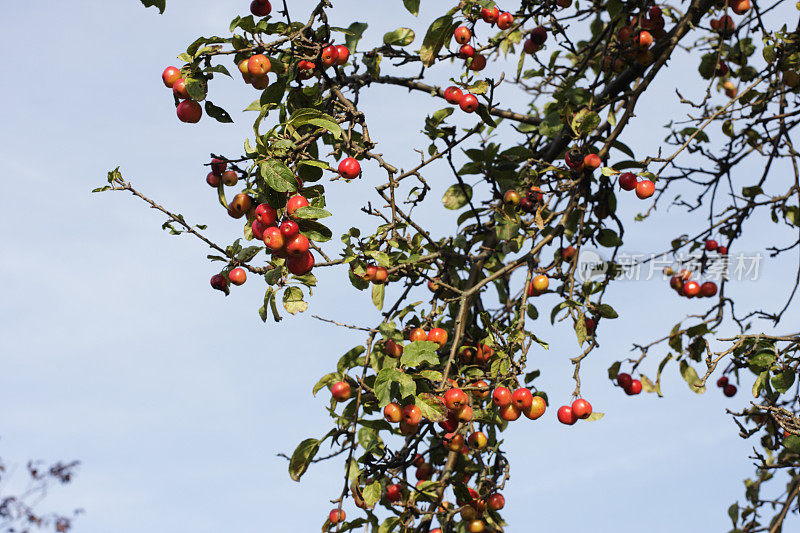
511,388,533,410
557,405,577,425
286,195,310,217
250,0,272,17
279,220,300,238
636,179,655,199
255,203,277,226
705,239,719,252
618,172,638,191
497,12,514,30
460,93,479,113
228,267,247,286
176,100,202,123
617,372,633,389
287,251,315,275
454,26,472,45
162,66,181,88
328,508,345,524
335,45,350,65
530,26,548,45
571,398,592,419
683,280,701,297
700,281,718,297
444,86,464,105
627,379,643,395
286,234,310,256
492,387,513,408
338,157,361,179
716,376,729,388
210,274,227,292
459,44,476,59
481,7,500,24
723,384,737,397
321,45,339,68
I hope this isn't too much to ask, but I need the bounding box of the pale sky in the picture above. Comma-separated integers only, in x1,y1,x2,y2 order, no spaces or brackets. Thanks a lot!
1,1,798,532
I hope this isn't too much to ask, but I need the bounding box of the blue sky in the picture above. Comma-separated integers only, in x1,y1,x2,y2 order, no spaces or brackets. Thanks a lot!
1,1,798,532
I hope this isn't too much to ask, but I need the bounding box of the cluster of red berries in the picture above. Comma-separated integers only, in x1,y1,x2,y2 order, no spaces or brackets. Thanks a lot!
617,172,656,199
503,185,545,213
668,270,718,299
362,264,388,285
161,66,203,123
556,398,593,425
439,7,515,115
458,344,495,365
253,197,316,275
716,376,737,397
210,268,248,292
492,386,547,421
616,372,643,395
523,26,548,54
564,150,602,172
295,44,350,82
704,238,728,255
205,157,240,188
237,53,272,90
710,0,750,34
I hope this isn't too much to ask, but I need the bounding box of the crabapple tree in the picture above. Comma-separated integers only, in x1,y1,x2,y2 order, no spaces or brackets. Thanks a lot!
101,0,800,531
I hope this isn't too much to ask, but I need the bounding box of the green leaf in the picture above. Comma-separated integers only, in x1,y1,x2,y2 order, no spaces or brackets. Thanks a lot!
585,411,604,421
753,371,767,398
679,360,706,393
345,22,369,51
442,184,472,210
748,350,775,372
476,104,498,128
288,438,320,481
402,0,420,15
601,166,619,177
236,246,262,262
139,0,165,13
596,304,618,319
420,14,454,67
185,77,206,101
607,361,621,380
771,370,795,393
401,341,440,367
288,108,342,138
372,283,385,311
571,109,600,135
596,228,622,248
313,372,340,396
338,346,366,373
363,480,382,507
378,517,401,533
727,503,739,526
283,286,308,315
260,159,297,193
205,100,233,123
292,206,332,220
538,111,563,138
374,368,415,406
783,435,800,453
384,27,415,46
297,220,332,242
416,392,447,422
